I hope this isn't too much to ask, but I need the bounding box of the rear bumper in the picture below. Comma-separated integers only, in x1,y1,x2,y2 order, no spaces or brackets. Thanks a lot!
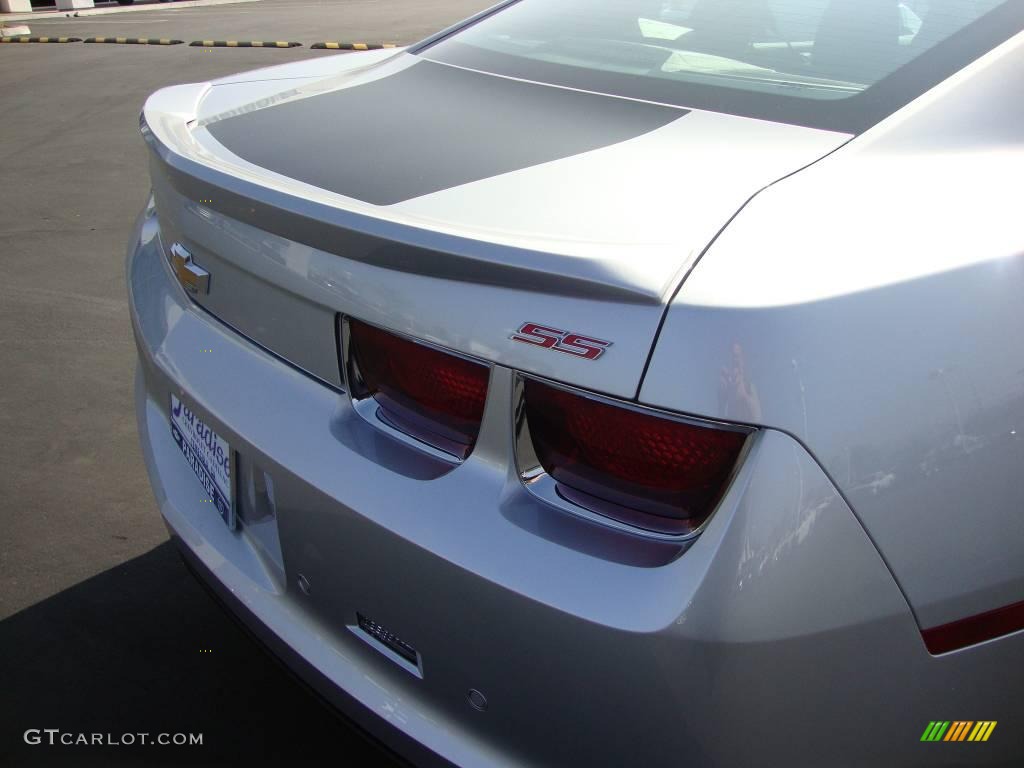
127,203,1023,767
172,532,437,767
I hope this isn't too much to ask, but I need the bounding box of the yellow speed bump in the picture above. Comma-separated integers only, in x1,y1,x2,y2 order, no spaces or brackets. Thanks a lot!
189,40,301,48
311,42,398,50
84,37,184,45
0,36,82,43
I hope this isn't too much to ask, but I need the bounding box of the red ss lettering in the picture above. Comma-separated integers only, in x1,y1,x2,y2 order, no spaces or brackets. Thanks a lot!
510,323,611,361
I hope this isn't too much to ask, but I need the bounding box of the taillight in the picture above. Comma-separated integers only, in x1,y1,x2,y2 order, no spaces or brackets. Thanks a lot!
346,319,490,459
519,378,749,535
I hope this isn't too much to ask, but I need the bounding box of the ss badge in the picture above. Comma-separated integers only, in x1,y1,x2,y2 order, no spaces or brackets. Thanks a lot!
510,322,611,361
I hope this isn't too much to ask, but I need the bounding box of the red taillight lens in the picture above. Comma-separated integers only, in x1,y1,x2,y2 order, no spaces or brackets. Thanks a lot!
348,319,490,459
523,379,748,535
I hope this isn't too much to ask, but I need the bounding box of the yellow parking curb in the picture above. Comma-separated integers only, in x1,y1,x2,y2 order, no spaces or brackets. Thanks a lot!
189,40,301,48
311,42,398,50
84,37,183,45
0,36,82,43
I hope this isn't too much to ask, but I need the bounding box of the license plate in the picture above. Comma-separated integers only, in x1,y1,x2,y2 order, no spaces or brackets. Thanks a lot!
170,394,235,529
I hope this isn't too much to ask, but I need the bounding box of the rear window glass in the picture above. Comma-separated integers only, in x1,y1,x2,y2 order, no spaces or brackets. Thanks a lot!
422,0,1020,132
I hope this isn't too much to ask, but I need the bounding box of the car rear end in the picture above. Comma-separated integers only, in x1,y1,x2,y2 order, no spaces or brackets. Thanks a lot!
130,202,927,766
129,3,1024,765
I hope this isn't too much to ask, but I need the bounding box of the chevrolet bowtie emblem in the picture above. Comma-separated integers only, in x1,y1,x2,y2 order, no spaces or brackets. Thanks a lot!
170,242,210,296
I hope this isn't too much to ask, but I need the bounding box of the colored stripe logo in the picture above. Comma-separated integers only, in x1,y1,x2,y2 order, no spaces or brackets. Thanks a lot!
921,721,997,742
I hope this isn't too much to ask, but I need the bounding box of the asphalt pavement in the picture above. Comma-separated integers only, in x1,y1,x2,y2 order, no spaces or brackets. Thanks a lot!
0,1,489,764
10,0,479,42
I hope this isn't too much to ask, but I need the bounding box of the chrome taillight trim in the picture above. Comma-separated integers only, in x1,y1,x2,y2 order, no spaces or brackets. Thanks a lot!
338,315,493,464
512,373,756,542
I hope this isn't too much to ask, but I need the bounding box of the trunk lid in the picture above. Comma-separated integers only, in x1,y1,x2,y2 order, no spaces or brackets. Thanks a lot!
144,50,848,398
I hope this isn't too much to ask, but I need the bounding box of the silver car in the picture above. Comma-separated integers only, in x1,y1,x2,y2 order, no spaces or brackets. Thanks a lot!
128,1,1024,764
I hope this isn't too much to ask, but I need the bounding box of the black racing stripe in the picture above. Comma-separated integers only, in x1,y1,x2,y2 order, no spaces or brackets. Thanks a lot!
205,59,687,206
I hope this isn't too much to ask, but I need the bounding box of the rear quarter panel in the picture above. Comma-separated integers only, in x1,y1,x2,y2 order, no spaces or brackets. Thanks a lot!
639,30,1024,631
